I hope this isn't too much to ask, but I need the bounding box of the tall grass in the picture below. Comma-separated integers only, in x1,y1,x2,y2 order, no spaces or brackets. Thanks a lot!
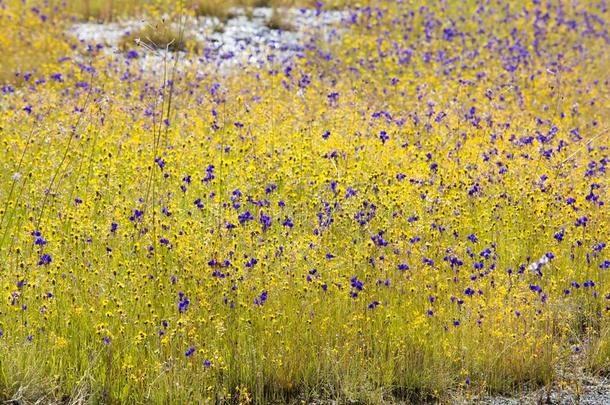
0,0,609,403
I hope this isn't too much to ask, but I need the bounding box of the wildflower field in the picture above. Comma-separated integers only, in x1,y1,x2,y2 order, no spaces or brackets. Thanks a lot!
0,0,608,403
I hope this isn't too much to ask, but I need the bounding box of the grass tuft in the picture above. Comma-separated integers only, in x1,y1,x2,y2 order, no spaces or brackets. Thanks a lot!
118,22,197,53
190,0,233,22
266,7,296,31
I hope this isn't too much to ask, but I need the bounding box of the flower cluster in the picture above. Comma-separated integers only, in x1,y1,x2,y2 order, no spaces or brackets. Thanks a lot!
0,0,608,403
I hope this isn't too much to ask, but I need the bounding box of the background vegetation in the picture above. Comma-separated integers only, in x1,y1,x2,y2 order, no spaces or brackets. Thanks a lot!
0,0,608,403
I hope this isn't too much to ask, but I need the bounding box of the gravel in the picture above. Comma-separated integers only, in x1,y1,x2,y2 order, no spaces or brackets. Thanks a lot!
69,7,347,74
475,375,610,405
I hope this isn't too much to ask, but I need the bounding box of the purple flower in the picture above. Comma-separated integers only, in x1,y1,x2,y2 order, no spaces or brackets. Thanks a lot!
327,92,339,105
34,236,47,246
345,187,357,198
154,157,166,170
259,212,272,231
254,291,268,306
554,229,565,242
368,301,380,310
379,130,390,144
282,217,294,228
371,231,389,247
126,50,139,59
480,248,492,259
129,209,144,222
575,216,589,227
202,165,215,182
38,254,52,266
238,211,254,224
350,277,363,291
178,293,190,313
